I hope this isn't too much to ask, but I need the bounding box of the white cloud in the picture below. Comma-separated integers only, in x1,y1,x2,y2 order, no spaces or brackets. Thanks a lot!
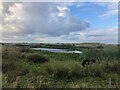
57,6,68,17
100,9,118,17
1,2,118,44
61,28,118,44
6,28,117,44
1,0,120,2
38,28,117,44
99,2,118,18
2,2,90,42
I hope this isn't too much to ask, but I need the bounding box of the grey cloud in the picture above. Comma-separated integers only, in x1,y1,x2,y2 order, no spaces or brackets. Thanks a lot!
86,34,104,38
2,2,117,44
2,2,90,38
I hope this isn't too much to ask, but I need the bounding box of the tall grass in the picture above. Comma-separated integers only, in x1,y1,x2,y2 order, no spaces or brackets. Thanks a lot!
2,44,120,88
44,60,119,80
81,47,118,61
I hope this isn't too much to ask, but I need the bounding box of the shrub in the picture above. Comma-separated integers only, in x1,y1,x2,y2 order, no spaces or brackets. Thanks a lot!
15,68,29,76
85,64,104,77
104,61,120,74
53,66,70,80
2,60,16,73
20,47,33,53
45,61,107,80
45,61,85,80
45,61,72,80
27,54,49,63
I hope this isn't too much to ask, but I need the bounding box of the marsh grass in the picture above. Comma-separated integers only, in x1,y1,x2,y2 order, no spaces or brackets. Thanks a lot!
81,47,118,60
2,44,120,88
44,60,111,80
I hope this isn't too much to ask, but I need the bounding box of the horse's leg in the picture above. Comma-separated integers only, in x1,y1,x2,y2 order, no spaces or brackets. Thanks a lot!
82,61,86,67
82,62,85,67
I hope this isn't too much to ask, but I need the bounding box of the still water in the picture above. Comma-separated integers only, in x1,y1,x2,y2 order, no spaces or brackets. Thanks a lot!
31,48,82,54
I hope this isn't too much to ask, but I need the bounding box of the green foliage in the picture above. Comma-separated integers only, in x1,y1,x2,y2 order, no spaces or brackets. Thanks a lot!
37,50,82,61
27,54,49,63
81,47,118,60
45,61,107,80
2,59,16,73
103,60,120,74
31,44,76,50
2,44,120,88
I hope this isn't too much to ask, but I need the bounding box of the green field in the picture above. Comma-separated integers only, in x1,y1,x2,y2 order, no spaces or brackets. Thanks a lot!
2,43,120,88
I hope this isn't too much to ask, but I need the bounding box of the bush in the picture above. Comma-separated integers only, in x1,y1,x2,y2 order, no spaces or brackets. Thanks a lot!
45,61,107,80
54,66,70,80
2,60,16,73
85,64,104,77
20,47,33,53
45,61,84,80
27,54,49,63
45,61,71,80
104,61,120,74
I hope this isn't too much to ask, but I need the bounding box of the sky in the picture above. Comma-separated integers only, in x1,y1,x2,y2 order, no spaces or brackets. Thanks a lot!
1,2,118,44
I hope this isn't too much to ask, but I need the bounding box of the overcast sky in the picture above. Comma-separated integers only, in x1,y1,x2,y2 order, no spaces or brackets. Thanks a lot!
1,2,118,44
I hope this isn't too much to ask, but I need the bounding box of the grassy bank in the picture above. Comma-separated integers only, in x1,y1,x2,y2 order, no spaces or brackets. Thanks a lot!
2,44,120,88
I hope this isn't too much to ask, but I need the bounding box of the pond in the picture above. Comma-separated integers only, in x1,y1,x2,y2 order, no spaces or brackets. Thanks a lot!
31,48,82,54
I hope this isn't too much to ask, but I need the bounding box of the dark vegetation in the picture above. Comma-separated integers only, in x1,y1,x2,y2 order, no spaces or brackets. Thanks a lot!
2,43,120,88
30,43,105,50
27,54,49,63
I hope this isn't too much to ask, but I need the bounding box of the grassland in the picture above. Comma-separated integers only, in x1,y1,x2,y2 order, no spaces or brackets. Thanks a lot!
2,43,120,88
